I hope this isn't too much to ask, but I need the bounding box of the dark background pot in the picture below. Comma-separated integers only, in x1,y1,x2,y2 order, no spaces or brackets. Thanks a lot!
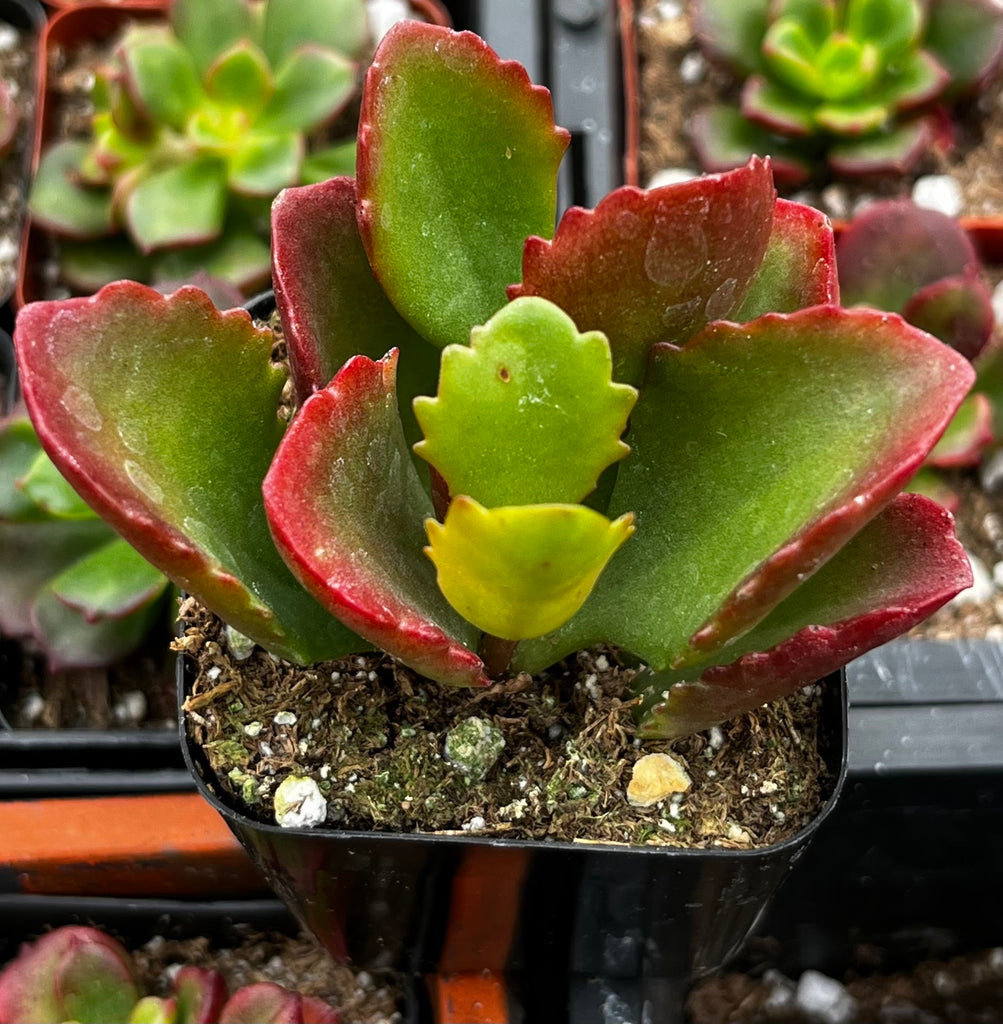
181,628,847,1024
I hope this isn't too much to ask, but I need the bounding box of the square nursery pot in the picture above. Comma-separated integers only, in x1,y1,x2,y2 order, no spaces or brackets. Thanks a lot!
13,0,452,309
180,650,847,1024
0,892,431,1024
0,0,44,309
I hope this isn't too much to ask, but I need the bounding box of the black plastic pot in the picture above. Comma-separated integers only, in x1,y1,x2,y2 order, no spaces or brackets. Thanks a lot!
180,636,846,1024
744,637,1003,978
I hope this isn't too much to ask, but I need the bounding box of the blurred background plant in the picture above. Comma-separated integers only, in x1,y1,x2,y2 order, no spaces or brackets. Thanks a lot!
28,0,372,297
690,0,1003,185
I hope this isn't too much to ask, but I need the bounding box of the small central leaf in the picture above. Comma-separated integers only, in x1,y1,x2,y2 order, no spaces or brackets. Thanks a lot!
413,297,636,508
424,496,635,641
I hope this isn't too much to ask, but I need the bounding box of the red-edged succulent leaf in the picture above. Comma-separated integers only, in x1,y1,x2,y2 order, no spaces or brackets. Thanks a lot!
218,983,301,1024
300,996,341,1023
636,493,972,739
511,158,776,385
902,271,994,362
925,391,994,467
357,22,569,349
0,926,139,1024
15,282,361,665
173,966,228,1024
514,306,973,675
689,106,814,186
741,75,818,136
733,198,838,320
826,116,933,176
271,177,440,445
837,199,981,313
263,350,487,687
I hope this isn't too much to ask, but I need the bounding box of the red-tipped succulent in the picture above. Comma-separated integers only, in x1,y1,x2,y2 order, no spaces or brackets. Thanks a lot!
837,198,1001,507
15,22,975,741
0,926,338,1024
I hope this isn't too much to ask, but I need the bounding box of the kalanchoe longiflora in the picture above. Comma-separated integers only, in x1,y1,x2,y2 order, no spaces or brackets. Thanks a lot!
0,925,339,1024
836,198,1001,508
691,0,1003,184
15,23,975,740
28,0,370,296
0,406,170,670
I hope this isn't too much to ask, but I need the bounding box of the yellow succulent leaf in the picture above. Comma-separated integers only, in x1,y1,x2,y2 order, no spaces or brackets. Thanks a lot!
424,496,634,641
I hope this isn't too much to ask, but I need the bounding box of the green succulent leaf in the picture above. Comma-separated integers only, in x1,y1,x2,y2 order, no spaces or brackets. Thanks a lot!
171,0,256,77
125,157,228,252
425,497,635,641
49,536,168,619
413,298,636,508
693,0,771,75
634,493,971,738
689,107,814,186
270,177,441,443
742,76,818,135
512,159,776,385
846,0,920,56
357,22,569,348
812,97,889,134
34,539,170,670
205,40,274,112
762,17,827,97
121,27,204,130
732,199,837,320
29,140,116,239
59,236,152,295
257,48,357,134
515,306,974,674
261,0,369,67
20,448,96,520
827,116,931,174
229,133,302,196
129,996,177,1024
0,416,52,522
925,391,993,467
301,140,356,183
263,350,487,686
151,221,272,293
16,282,362,664
924,0,1003,95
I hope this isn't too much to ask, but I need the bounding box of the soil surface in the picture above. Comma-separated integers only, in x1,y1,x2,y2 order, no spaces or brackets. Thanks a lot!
179,599,833,849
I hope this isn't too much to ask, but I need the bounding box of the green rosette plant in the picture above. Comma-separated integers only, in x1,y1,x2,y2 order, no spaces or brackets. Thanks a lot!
28,0,369,296
15,22,975,743
692,0,1003,184
0,406,170,671
836,198,1002,509
0,925,340,1023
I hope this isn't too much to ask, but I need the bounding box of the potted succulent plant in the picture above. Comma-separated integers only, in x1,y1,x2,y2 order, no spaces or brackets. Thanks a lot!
0,910,419,1024
14,18,976,1016
16,0,450,306
624,0,1003,235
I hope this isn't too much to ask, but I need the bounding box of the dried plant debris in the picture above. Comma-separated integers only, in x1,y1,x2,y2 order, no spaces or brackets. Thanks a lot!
178,600,831,849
